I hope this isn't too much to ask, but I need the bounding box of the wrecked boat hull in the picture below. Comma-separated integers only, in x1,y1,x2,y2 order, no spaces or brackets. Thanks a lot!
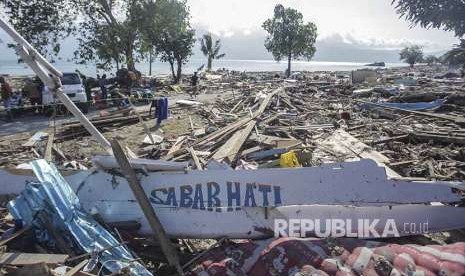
2,159,465,239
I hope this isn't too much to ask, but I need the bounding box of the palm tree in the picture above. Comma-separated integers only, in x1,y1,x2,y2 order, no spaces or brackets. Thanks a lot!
443,39,465,69
200,33,225,71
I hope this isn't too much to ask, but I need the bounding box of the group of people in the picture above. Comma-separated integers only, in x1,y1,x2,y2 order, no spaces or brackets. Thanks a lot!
0,70,201,122
0,76,45,122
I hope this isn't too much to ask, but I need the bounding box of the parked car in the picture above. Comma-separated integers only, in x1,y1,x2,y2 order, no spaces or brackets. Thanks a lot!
42,72,89,114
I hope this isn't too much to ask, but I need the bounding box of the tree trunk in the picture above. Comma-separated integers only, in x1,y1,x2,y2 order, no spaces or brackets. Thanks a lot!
149,48,153,76
287,53,292,77
175,58,183,84
126,43,136,72
207,56,213,71
169,61,176,82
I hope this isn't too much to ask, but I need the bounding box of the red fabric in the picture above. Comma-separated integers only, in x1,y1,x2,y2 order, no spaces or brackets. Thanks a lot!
188,238,465,276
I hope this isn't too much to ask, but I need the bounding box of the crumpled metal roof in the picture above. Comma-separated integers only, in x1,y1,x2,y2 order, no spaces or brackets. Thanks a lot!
8,159,152,276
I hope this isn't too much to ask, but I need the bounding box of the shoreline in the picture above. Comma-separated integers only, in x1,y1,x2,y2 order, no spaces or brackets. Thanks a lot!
0,59,410,78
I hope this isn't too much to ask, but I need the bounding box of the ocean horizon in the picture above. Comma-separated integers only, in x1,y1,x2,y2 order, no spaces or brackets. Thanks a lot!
0,58,407,77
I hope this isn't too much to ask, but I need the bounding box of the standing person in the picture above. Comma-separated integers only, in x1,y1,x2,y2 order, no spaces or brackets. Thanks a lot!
0,77,13,121
27,77,42,113
190,72,199,98
75,70,92,101
99,74,108,99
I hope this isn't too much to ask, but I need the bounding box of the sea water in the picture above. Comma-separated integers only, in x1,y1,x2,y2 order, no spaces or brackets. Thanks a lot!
0,58,406,77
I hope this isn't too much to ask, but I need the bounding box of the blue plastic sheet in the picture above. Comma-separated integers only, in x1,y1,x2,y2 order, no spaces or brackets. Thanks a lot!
8,159,152,276
362,99,445,111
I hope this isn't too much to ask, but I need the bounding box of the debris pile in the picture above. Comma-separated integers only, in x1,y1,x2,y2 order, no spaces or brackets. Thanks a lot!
1,66,465,275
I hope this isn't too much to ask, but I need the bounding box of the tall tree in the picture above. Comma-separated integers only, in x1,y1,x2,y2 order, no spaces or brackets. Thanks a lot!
200,33,225,71
75,0,144,71
0,0,78,60
1,0,146,71
262,4,317,77
139,0,159,76
392,0,465,37
152,0,195,83
399,45,424,67
74,23,123,71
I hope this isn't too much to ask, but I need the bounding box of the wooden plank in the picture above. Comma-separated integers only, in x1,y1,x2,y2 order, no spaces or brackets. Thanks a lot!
92,155,187,171
0,253,68,265
249,134,299,147
22,131,48,147
44,129,55,162
167,136,186,157
212,121,256,162
329,130,401,178
0,226,30,246
365,134,409,145
212,90,279,162
188,147,203,170
110,139,183,275
65,259,89,276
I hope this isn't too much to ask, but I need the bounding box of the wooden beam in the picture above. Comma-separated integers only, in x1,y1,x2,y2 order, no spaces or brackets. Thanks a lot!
167,136,187,157
65,259,89,276
110,139,183,275
44,129,55,162
0,253,68,265
320,129,401,178
188,147,203,170
212,121,256,162
0,226,30,246
212,90,280,162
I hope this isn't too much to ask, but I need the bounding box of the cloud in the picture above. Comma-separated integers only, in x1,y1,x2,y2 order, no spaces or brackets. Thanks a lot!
318,33,448,52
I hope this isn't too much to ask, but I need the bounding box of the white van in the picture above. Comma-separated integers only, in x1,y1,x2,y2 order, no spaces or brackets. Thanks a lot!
42,72,89,114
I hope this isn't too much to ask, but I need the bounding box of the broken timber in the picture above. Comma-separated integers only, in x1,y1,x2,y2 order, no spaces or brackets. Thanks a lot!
111,140,183,275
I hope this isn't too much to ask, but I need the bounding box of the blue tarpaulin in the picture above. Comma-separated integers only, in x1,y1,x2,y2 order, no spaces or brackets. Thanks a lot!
362,99,445,111
8,159,152,276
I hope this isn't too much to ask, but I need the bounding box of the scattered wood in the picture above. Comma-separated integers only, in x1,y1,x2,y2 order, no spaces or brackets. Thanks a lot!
111,139,183,275
0,253,68,266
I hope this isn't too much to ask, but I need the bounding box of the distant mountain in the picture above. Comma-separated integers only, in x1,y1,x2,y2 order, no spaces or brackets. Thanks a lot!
0,27,445,64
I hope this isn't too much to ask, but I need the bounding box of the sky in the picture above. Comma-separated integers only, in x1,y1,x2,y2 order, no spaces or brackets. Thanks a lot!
0,0,460,63
188,0,458,52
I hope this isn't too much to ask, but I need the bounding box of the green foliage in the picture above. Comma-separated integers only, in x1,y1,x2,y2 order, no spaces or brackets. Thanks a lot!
200,33,225,71
149,0,195,83
74,0,145,71
262,4,317,76
392,0,465,37
1,0,156,71
443,39,465,68
0,0,78,60
399,45,424,67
